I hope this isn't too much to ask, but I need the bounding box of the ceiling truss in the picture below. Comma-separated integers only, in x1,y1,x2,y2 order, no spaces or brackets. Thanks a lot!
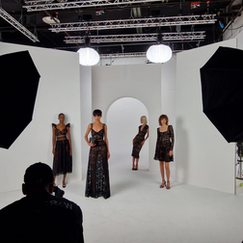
64,31,206,44
100,52,147,59
0,7,39,42
23,0,166,12
49,14,216,32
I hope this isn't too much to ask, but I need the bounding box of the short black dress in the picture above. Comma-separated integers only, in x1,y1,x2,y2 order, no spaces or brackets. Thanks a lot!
131,125,149,159
52,123,72,176
85,123,110,199
154,125,174,162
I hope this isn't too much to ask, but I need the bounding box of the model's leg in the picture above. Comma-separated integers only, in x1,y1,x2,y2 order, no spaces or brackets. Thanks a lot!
101,146,110,199
135,158,139,170
132,157,135,170
62,174,67,188
159,162,166,188
165,162,171,189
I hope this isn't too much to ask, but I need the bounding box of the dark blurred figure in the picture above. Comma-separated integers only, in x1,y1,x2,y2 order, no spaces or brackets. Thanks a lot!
0,162,84,243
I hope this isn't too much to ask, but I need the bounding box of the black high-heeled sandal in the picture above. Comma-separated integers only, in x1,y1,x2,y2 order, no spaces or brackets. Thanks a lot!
160,180,166,188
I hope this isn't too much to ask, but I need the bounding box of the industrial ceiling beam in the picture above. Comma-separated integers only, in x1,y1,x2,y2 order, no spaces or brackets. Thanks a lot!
0,7,39,42
23,0,167,12
64,31,206,43
100,52,146,59
49,14,216,32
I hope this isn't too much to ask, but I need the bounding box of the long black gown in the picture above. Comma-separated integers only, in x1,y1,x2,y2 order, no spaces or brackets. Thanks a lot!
85,123,110,199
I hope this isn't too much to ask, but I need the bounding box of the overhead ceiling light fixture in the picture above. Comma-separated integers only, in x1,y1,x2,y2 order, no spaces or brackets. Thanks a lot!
146,32,172,63
77,33,100,66
42,16,60,24
43,12,60,25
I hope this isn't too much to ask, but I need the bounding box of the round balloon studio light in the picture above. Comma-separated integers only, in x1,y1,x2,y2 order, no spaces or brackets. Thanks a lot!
146,44,172,63
77,47,100,66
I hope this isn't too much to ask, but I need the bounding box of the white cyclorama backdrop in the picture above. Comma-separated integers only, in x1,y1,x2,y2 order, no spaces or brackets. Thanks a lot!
0,42,82,193
176,38,237,194
91,64,161,172
90,62,177,173
80,65,93,179
80,60,177,178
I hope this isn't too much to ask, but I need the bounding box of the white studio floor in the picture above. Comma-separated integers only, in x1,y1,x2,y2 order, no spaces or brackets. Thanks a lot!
1,164,243,243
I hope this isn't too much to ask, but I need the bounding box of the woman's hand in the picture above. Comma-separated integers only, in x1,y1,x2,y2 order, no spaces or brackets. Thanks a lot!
107,151,110,159
169,150,173,157
88,142,96,147
52,149,55,155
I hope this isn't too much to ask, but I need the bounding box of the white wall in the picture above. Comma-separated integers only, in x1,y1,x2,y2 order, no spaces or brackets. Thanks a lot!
0,42,82,193
161,55,177,179
91,64,162,172
100,56,148,66
175,39,237,194
233,25,243,50
81,57,176,177
80,65,92,179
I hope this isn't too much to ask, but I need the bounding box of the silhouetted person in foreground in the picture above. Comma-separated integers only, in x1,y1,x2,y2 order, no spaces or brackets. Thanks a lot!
0,162,84,243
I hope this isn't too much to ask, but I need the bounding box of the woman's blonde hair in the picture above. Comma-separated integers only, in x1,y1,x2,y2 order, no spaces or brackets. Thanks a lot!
141,116,147,125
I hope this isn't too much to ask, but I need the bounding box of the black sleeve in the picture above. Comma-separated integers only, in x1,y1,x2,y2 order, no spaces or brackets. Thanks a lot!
169,125,174,150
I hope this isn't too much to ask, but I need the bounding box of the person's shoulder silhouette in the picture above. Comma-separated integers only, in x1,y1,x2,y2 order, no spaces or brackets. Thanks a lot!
0,162,84,243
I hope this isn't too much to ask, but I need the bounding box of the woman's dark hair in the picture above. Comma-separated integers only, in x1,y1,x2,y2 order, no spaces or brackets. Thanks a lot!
58,113,65,118
159,114,168,126
93,109,102,116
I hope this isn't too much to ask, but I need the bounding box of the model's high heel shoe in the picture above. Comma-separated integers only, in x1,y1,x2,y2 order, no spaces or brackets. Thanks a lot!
62,181,66,188
166,181,170,190
160,180,166,188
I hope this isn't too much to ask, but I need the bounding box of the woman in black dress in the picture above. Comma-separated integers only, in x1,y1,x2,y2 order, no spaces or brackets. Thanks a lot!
84,109,110,199
52,113,72,188
154,114,174,189
131,116,149,170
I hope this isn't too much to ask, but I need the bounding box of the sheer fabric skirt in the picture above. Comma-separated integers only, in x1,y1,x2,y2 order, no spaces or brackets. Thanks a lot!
85,145,110,199
53,139,72,176
154,140,173,162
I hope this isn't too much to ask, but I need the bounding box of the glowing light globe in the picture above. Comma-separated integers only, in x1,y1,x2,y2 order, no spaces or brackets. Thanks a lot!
146,44,172,63
77,47,100,66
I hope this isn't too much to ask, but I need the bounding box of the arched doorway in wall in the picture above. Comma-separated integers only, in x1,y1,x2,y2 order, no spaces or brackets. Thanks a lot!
106,97,149,170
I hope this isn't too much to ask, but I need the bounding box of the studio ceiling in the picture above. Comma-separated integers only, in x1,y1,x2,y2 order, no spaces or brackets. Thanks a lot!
0,0,241,56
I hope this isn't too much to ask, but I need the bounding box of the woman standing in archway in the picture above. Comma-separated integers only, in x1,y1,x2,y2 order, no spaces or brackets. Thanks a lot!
131,116,149,170
154,114,174,189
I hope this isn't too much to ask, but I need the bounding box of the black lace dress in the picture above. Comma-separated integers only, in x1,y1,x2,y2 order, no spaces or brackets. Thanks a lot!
131,125,149,159
154,125,174,162
85,123,110,199
52,123,72,176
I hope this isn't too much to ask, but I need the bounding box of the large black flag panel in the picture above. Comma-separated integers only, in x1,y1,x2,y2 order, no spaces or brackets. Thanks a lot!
0,51,40,149
200,46,243,143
